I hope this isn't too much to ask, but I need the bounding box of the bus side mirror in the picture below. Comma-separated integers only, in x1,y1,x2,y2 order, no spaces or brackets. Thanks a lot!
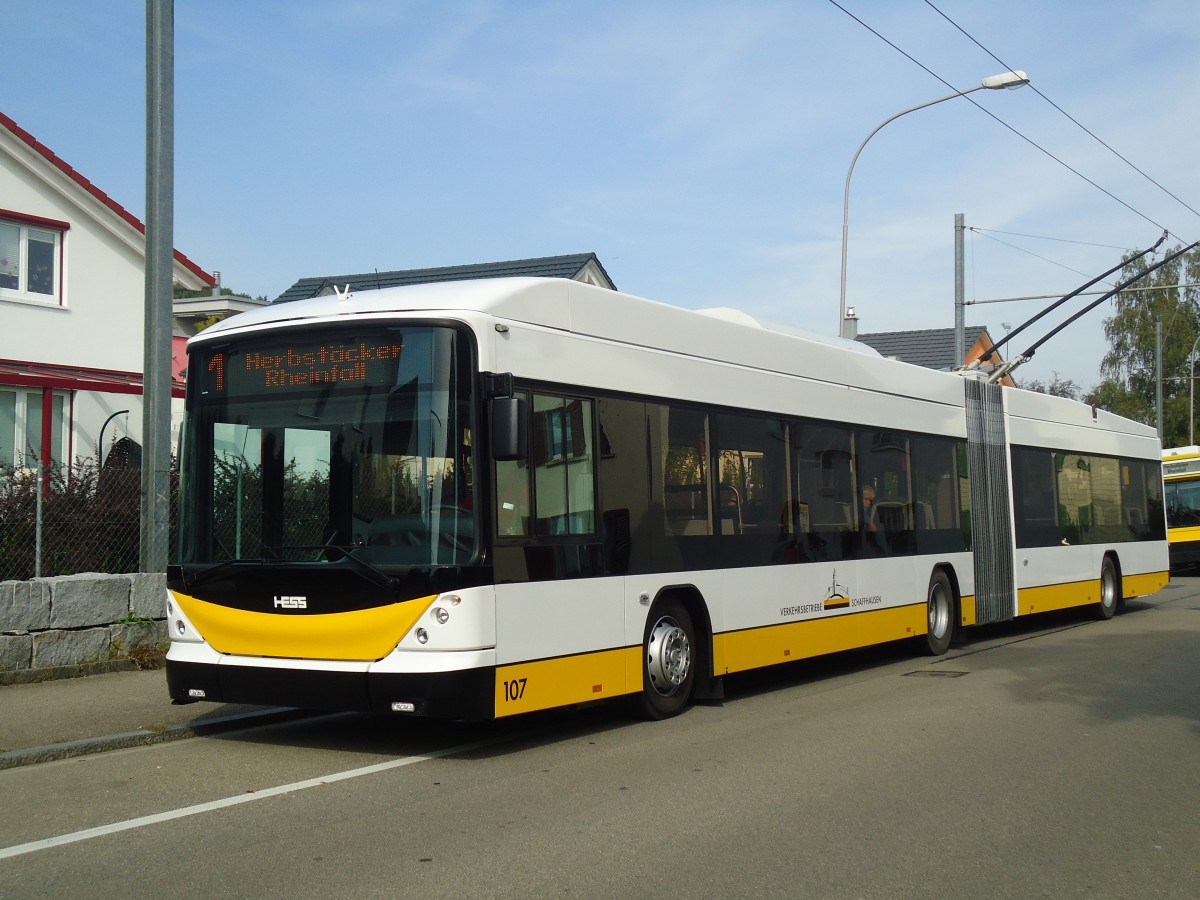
491,396,527,461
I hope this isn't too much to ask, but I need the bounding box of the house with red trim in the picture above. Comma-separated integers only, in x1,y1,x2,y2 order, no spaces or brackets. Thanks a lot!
1,111,215,474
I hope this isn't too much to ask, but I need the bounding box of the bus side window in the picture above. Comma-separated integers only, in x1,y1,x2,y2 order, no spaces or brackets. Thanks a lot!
531,394,596,535
495,457,531,536
597,397,649,574
792,421,855,562
661,406,712,537
857,428,913,555
909,434,968,555
1012,447,1061,548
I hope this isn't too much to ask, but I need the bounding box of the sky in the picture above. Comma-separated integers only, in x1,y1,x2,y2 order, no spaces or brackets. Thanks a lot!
6,0,1200,393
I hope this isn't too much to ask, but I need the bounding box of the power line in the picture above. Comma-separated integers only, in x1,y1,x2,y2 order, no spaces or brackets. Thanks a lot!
967,227,1129,252
922,0,1200,225
826,0,1181,241
966,282,1200,305
969,228,1107,281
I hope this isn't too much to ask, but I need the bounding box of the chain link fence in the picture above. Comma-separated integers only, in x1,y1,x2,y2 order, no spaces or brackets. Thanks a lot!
0,458,176,582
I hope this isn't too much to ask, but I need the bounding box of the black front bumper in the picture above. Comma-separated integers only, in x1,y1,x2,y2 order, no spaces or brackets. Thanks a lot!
166,659,495,721
1168,541,1200,570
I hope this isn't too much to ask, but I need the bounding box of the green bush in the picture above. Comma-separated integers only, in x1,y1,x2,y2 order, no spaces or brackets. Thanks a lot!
0,458,178,581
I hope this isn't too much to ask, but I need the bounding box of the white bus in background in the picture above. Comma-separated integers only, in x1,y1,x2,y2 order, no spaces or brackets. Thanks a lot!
1162,446,1200,569
165,277,1169,721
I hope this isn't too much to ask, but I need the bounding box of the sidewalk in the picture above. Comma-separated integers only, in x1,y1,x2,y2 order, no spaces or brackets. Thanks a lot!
0,667,303,769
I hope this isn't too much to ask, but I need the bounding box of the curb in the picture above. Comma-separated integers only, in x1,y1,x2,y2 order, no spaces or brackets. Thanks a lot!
0,656,164,687
0,706,316,771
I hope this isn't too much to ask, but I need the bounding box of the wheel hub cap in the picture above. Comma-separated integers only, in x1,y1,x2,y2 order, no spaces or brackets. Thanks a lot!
647,617,691,695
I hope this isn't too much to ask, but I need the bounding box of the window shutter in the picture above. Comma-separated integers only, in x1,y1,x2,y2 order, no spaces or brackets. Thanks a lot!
567,400,585,458
0,223,19,286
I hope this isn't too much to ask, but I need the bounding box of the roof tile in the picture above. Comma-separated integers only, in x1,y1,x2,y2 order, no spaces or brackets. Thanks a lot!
856,326,989,370
273,253,614,303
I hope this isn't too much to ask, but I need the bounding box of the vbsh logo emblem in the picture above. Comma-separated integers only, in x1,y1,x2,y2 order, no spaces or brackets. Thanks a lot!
823,571,850,610
274,595,308,610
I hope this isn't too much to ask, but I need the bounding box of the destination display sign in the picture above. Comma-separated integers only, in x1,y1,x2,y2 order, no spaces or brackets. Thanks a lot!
197,336,405,396
1163,456,1200,478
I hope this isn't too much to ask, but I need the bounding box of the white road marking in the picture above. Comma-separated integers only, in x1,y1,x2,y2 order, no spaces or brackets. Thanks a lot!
0,737,497,860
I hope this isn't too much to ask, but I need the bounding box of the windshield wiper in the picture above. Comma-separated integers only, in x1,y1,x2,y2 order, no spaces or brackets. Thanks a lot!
263,544,400,593
182,557,268,592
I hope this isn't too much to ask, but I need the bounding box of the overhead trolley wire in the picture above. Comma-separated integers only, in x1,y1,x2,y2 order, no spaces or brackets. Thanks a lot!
923,0,1200,226
967,228,1130,252
984,234,1200,384
975,230,1168,367
827,0,1185,242
968,228,1106,281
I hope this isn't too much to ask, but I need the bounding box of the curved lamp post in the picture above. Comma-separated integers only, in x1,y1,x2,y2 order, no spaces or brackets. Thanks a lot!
98,409,129,467
838,70,1030,338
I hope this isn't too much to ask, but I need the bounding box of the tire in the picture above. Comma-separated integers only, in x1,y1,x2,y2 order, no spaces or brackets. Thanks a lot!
635,599,696,720
1096,556,1120,620
924,569,955,656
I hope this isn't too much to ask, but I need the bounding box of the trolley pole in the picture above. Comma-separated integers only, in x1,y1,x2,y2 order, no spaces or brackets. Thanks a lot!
141,0,174,573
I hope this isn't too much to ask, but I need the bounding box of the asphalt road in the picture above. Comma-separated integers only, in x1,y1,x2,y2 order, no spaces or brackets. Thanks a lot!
2,580,1199,899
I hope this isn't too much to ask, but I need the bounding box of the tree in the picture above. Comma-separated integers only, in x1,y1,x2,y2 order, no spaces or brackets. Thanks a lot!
1083,244,1200,446
193,313,228,332
1021,371,1081,400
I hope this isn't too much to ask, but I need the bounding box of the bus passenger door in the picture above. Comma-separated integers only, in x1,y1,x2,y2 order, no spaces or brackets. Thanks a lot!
492,394,626,713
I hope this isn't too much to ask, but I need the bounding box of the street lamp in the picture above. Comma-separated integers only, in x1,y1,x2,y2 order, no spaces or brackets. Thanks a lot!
97,409,129,467
838,70,1030,338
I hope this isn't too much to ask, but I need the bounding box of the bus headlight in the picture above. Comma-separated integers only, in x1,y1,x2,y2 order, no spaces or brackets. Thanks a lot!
433,607,450,625
168,593,204,643
415,628,429,644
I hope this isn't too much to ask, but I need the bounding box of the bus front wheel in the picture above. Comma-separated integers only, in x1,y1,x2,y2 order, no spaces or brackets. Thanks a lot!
924,570,955,656
636,599,696,720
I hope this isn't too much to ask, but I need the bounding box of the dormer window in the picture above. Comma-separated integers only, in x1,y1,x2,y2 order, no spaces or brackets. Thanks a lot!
0,212,66,305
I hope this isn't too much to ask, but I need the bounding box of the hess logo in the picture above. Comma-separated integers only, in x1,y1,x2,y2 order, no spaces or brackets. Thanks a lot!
273,595,308,610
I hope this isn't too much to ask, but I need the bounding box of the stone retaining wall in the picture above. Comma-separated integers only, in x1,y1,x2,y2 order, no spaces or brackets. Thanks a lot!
0,573,167,682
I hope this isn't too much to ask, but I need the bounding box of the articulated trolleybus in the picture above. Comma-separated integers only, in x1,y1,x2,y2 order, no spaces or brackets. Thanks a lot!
167,278,1169,720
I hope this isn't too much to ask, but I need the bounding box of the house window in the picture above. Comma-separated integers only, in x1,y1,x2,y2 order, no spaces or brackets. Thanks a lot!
0,216,64,304
0,389,67,469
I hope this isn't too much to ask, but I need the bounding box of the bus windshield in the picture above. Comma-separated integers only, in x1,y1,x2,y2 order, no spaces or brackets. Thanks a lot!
177,324,476,569
1166,476,1200,528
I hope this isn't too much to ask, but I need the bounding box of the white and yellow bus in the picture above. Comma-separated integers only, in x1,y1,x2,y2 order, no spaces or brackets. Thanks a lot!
166,278,1169,720
1163,446,1200,569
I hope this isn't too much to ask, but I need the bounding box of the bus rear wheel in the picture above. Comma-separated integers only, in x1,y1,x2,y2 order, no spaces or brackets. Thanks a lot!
1096,556,1120,620
924,570,955,656
636,599,696,720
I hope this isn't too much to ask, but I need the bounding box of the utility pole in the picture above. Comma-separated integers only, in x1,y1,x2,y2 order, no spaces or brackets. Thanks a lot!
1156,318,1164,443
954,213,965,368
142,0,174,573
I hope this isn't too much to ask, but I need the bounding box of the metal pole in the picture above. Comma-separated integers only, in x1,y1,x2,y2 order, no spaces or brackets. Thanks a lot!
1190,335,1200,446
142,0,174,573
34,461,43,579
1156,319,1164,443
954,213,966,368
